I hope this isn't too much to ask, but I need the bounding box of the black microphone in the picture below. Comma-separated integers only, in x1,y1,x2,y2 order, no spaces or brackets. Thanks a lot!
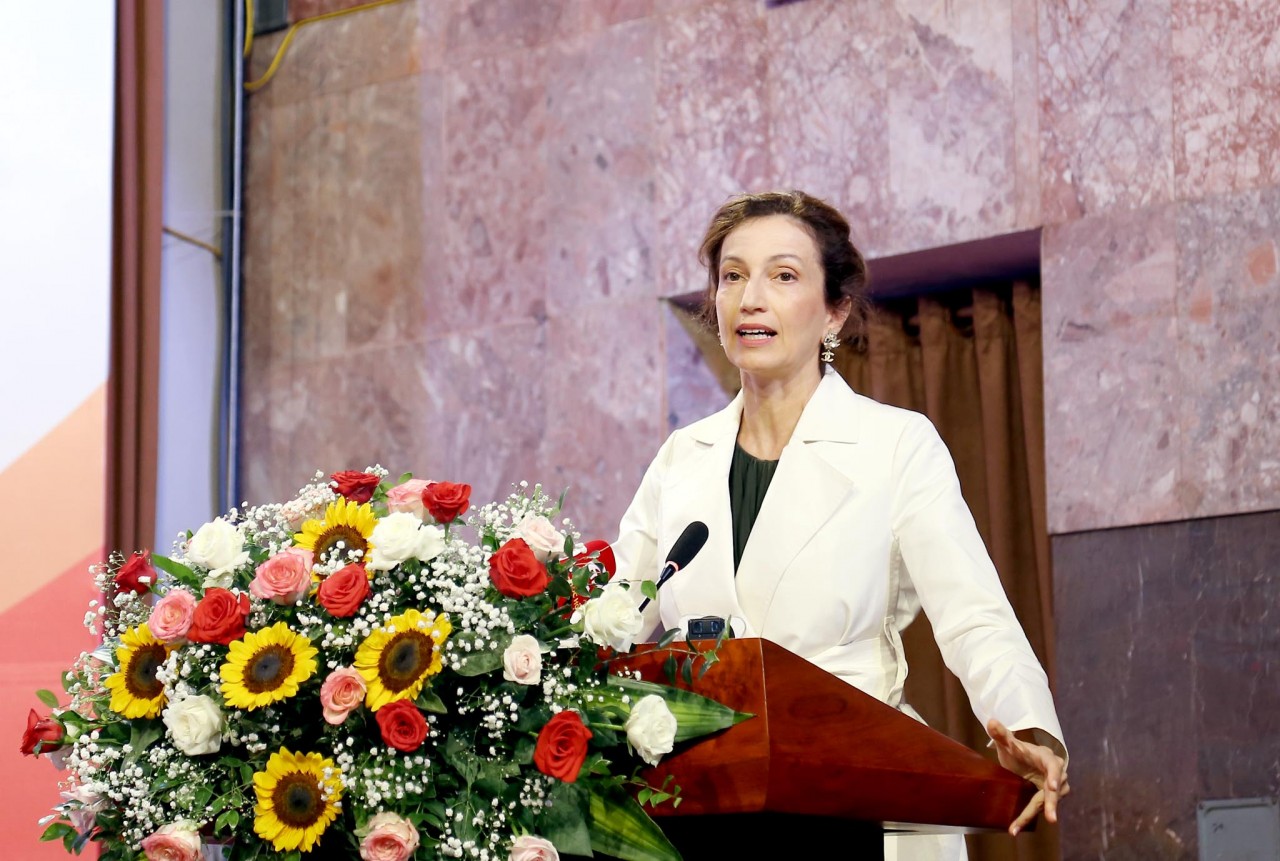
638,521,708,612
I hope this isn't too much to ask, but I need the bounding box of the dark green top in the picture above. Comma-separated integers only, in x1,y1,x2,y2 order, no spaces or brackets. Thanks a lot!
729,443,780,572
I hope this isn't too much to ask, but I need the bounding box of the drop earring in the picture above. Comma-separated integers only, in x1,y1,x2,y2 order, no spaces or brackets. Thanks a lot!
820,331,841,363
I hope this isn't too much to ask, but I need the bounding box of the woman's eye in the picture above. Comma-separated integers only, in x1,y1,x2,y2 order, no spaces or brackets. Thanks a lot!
721,271,743,283
777,271,796,282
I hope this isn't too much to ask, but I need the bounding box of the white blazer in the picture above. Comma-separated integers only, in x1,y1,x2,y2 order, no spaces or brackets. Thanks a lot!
613,367,1065,751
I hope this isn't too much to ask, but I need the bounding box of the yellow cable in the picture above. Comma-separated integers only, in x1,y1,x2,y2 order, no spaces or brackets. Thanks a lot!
244,0,405,93
243,0,255,58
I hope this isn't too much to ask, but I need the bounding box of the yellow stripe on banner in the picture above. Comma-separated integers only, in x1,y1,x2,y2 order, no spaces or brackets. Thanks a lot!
0,385,106,615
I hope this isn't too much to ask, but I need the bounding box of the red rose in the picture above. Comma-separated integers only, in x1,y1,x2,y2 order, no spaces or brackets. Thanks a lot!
488,538,550,598
573,539,617,577
20,709,65,756
315,564,370,618
114,551,158,595
330,470,381,504
376,700,428,752
534,710,593,783
421,482,471,524
186,588,251,645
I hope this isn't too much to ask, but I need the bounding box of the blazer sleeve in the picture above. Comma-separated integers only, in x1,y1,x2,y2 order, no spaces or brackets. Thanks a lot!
889,413,1067,760
612,433,673,640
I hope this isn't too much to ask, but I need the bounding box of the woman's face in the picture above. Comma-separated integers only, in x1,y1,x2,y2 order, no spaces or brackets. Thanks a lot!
714,214,847,386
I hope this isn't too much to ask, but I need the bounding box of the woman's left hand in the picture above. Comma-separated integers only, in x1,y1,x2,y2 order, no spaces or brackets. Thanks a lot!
987,718,1070,836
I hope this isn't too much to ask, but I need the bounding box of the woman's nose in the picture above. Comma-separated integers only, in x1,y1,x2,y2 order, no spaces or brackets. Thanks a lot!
740,274,766,310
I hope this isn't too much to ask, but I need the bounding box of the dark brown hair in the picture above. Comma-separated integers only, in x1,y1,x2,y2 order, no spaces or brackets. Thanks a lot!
697,190,869,338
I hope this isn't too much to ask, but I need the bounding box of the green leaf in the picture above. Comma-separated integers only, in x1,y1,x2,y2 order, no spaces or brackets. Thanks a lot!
151,553,202,590
541,782,593,856
398,472,413,484
605,676,751,742
35,688,60,709
641,581,658,600
126,721,163,766
40,822,75,843
415,689,448,714
655,627,680,649
450,633,505,677
564,533,576,557
215,809,240,832
587,785,680,861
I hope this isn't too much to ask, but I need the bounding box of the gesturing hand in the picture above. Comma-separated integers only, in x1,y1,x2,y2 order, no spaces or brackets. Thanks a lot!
988,718,1070,836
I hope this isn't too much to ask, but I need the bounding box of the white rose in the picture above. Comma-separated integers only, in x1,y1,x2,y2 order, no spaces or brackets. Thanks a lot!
415,523,445,563
581,583,644,652
502,634,543,685
162,695,223,756
513,514,565,562
625,694,677,766
186,518,249,583
368,513,426,571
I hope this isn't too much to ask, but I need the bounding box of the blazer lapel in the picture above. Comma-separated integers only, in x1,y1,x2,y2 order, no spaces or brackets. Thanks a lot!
659,397,746,628
734,369,863,633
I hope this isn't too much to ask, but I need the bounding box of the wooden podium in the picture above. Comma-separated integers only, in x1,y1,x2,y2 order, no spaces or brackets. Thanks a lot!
616,638,1034,859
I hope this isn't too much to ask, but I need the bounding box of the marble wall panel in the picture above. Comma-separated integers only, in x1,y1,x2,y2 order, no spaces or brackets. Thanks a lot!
439,49,550,330
1053,510,1280,859
653,1,771,297
445,0,573,59
413,321,549,507
1172,0,1280,200
1039,0,1174,223
1042,204,1184,534
340,75,433,350
544,20,657,313
1010,0,1041,229
567,0,654,32
663,303,731,434
1176,187,1280,518
764,0,892,255
240,348,438,504
241,103,275,376
540,300,665,539
885,0,1017,253
247,0,428,109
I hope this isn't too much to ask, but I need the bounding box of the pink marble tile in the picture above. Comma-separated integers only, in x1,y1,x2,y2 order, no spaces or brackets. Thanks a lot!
341,75,433,350
764,0,892,256
653,0,771,298
1039,0,1175,223
544,20,657,313
664,302,733,434
1176,187,1280,518
240,352,438,505
1172,0,1280,200
439,49,550,330
241,102,276,377
567,0,654,32
1042,204,1185,534
445,0,574,58
414,321,549,507
541,300,666,539
1010,0,1041,229
246,0,427,107
885,0,1018,253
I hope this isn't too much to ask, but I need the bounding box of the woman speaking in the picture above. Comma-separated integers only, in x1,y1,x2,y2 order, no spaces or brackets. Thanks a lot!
612,190,1068,860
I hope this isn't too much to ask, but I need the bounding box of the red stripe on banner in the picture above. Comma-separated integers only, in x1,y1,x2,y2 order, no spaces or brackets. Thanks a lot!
0,547,103,860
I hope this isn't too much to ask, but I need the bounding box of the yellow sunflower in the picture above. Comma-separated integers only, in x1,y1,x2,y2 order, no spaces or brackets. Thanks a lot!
355,608,453,711
221,622,318,710
104,623,172,719
294,498,377,566
252,747,343,853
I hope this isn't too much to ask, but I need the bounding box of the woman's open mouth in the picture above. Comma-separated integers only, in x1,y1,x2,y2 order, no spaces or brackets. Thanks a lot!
736,326,776,342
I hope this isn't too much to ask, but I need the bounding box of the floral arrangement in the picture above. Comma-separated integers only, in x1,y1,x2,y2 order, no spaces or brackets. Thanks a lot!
21,469,746,861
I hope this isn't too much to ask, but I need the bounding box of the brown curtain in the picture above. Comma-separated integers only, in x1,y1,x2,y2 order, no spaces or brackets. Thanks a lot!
834,281,1057,861
107,0,165,555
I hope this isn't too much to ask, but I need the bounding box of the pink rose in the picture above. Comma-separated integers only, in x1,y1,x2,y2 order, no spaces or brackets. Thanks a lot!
502,634,543,686
511,834,560,861
141,822,201,861
148,589,197,643
360,811,420,861
249,547,314,605
385,478,430,519
320,667,367,725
